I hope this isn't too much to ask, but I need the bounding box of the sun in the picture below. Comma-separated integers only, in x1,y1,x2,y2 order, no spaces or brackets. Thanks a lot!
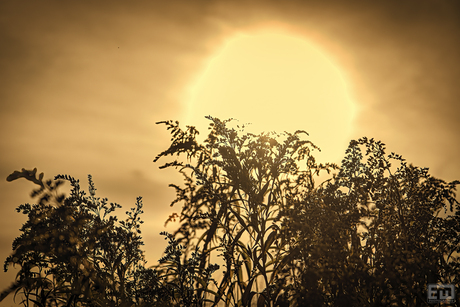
185,30,355,164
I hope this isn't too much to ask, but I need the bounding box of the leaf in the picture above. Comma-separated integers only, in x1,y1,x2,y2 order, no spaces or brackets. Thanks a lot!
7,168,44,188
257,292,266,307
262,230,277,259
242,279,256,305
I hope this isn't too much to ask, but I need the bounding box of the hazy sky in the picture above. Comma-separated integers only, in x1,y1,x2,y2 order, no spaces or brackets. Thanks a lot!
1,0,459,302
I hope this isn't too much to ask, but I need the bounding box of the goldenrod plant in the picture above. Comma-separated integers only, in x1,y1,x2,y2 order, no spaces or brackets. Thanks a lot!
2,117,459,306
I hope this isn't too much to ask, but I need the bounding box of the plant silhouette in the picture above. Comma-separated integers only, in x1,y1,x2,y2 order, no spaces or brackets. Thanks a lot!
2,116,459,306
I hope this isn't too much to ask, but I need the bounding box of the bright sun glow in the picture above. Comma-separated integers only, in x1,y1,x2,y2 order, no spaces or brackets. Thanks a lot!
186,30,355,163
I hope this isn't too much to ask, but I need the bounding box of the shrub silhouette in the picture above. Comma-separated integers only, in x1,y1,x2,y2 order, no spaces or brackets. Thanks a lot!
2,116,459,306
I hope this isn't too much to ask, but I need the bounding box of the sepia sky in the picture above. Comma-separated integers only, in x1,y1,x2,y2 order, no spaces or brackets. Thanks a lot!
1,0,459,301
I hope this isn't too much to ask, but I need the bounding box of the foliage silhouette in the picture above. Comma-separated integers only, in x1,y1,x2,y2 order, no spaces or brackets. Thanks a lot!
2,170,149,306
2,169,220,306
2,116,459,306
153,117,338,306
153,117,459,306
278,137,460,306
